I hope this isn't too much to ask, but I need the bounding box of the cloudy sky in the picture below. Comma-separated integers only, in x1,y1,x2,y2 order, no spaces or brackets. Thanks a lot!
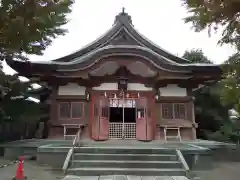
3,0,236,75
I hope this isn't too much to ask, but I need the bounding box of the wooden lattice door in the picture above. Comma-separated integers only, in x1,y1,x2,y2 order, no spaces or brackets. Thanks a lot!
91,96,109,141
136,98,153,141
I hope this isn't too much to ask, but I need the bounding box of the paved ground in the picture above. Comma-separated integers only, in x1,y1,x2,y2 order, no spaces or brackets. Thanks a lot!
190,161,240,180
0,158,64,180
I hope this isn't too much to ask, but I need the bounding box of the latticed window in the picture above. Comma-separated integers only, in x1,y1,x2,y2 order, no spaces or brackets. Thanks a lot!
162,103,173,119
59,102,84,119
174,104,185,119
161,103,185,119
72,102,84,118
59,103,70,118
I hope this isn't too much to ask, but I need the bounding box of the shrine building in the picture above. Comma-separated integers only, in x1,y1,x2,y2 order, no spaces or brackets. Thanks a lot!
6,10,221,141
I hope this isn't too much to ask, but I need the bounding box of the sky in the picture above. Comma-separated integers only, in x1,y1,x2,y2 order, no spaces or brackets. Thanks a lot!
3,0,237,76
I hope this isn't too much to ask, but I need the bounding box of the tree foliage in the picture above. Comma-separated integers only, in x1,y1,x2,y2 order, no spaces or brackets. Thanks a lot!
0,71,43,122
0,0,74,121
183,49,231,140
221,54,240,114
0,0,74,60
0,0,74,141
0,70,47,142
182,1,240,142
182,0,240,50
182,49,212,63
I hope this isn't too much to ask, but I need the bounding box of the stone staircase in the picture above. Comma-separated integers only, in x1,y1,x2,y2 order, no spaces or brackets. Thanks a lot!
66,146,187,176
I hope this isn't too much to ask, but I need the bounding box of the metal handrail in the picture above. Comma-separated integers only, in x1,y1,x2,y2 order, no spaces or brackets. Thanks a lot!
176,149,190,172
62,127,82,173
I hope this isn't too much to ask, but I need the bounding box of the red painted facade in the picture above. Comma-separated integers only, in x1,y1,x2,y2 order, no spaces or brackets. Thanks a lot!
89,90,156,141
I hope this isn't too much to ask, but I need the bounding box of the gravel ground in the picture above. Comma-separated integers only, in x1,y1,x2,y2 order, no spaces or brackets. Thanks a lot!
0,158,64,180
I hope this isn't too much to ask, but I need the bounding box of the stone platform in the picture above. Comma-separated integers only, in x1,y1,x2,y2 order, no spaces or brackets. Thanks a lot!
0,139,237,179
0,139,72,159
0,138,235,171
0,138,233,160
0,138,233,150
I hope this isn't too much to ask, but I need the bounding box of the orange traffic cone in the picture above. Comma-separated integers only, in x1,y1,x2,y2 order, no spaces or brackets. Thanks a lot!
12,156,27,180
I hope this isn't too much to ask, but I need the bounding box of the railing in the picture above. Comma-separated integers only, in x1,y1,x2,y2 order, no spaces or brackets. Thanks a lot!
176,149,190,176
62,127,82,173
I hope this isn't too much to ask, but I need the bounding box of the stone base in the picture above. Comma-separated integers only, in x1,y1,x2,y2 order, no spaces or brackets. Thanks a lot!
37,144,70,169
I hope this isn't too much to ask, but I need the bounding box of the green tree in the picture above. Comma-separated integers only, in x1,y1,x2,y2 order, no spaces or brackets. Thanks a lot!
182,49,212,63
182,1,240,142
0,72,46,142
0,0,74,113
221,54,240,114
183,49,231,140
0,0,74,141
0,0,74,60
0,0,74,123
0,72,41,119
182,0,240,50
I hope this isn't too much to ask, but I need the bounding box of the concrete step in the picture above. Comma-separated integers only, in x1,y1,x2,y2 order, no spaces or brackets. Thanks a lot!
73,153,178,161
62,175,190,180
67,167,186,176
71,160,182,169
74,147,176,154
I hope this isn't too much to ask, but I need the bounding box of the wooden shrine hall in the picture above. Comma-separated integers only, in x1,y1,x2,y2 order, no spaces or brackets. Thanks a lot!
6,10,221,141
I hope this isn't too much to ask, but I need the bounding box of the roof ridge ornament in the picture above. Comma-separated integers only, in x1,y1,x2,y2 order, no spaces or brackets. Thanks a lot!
122,7,125,14
114,7,133,25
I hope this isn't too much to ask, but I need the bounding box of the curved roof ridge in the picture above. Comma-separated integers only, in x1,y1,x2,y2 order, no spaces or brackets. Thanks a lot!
125,23,190,63
114,26,188,65
54,45,182,66
50,11,191,64
54,45,192,73
182,63,219,66
52,23,120,62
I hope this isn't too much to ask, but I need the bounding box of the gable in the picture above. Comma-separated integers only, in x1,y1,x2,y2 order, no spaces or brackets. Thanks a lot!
107,28,140,46
50,11,189,64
